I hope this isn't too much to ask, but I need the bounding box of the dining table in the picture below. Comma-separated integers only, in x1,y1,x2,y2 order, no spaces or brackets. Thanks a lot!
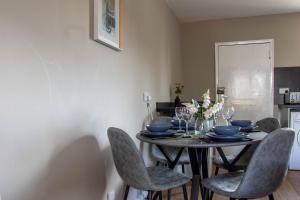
136,131,268,200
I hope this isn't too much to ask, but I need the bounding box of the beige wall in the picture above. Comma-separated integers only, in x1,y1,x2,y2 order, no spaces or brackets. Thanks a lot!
181,12,300,99
0,0,181,200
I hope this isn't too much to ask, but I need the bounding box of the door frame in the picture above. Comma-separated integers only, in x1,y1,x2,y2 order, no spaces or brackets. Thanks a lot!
215,39,274,107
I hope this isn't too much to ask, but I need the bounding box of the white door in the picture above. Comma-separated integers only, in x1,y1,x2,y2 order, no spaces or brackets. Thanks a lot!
216,40,274,122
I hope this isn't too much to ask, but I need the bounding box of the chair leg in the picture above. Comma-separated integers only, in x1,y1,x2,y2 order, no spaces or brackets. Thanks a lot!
208,167,219,200
209,191,214,200
159,192,163,200
152,192,158,200
214,166,219,175
147,191,153,200
156,161,160,166
203,188,209,200
167,190,171,200
268,194,275,200
182,184,188,200
229,198,236,200
181,164,185,173
123,185,130,200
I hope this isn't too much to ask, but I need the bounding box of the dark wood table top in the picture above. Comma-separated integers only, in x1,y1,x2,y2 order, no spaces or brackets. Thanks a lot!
136,131,267,148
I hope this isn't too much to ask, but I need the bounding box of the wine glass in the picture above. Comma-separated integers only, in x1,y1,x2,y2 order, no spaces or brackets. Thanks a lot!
222,106,235,125
175,107,184,132
181,107,193,135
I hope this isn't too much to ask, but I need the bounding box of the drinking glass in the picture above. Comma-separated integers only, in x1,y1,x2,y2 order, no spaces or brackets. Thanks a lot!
222,106,235,125
175,107,184,132
181,107,193,135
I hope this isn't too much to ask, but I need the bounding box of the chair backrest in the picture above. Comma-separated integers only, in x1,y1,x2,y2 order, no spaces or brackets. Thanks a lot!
236,117,281,166
255,117,280,133
107,127,152,190
235,128,295,198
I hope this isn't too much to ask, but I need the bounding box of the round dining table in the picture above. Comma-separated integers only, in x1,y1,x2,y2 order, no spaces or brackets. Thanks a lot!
136,131,267,200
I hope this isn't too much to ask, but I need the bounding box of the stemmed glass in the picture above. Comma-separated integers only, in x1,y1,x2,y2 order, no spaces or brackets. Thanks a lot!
222,106,235,125
181,107,193,135
175,107,184,133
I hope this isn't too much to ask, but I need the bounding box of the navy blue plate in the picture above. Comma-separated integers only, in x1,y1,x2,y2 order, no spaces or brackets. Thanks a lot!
240,125,254,132
206,132,250,142
171,125,195,130
141,130,176,138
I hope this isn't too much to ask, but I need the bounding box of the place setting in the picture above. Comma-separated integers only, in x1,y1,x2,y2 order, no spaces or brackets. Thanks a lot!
140,103,198,139
206,120,255,142
140,120,184,140
204,110,258,142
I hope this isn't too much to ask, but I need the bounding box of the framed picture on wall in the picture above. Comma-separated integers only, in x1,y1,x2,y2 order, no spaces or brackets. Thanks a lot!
93,0,123,50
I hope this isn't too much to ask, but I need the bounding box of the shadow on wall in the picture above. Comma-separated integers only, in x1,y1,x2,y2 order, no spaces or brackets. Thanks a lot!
22,135,108,200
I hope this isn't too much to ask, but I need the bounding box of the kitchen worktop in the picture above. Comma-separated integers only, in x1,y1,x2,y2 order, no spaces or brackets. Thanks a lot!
278,104,300,109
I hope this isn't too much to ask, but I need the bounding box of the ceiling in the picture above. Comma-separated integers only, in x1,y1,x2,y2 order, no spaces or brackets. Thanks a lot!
166,0,300,22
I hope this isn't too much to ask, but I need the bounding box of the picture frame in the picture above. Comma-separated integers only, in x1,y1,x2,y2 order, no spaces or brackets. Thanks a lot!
93,0,123,51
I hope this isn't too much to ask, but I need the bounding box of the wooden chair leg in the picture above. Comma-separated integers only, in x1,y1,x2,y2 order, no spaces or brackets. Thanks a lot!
123,185,130,200
268,194,275,200
182,184,188,200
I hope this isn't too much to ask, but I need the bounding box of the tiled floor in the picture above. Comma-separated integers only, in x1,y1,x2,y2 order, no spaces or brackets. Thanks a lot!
167,170,300,200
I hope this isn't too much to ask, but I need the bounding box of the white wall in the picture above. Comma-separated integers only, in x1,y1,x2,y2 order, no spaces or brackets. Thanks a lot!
0,0,182,199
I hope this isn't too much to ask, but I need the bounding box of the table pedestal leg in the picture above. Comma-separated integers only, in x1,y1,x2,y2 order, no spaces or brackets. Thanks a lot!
200,148,208,199
188,148,210,200
188,148,201,200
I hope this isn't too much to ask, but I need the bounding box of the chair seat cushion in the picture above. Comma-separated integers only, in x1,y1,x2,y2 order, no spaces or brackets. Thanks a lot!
147,166,190,191
202,172,244,197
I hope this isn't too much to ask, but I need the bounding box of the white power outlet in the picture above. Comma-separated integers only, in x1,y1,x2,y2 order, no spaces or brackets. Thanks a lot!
107,191,115,200
143,92,151,102
279,88,289,94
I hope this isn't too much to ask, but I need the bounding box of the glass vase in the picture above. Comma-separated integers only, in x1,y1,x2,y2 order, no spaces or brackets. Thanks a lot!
195,118,214,135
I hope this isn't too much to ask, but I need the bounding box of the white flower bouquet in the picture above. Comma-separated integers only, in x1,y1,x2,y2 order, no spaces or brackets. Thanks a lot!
183,89,224,120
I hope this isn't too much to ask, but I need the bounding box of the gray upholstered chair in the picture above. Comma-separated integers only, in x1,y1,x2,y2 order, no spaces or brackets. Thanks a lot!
255,117,281,133
107,127,190,200
213,117,281,173
203,128,295,200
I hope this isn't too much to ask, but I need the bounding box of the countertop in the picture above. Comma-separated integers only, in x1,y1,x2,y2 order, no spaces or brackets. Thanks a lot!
278,104,300,109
